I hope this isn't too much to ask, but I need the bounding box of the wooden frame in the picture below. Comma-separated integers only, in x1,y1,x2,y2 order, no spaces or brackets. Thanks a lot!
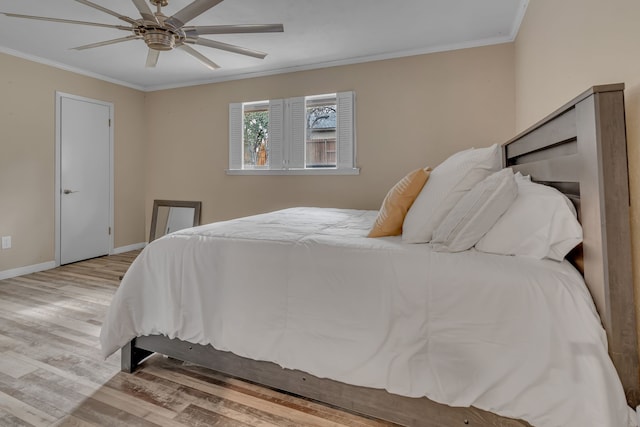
149,199,202,242
123,85,638,426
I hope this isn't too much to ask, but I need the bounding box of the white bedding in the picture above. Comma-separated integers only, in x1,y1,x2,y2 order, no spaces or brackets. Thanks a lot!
101,207,635,427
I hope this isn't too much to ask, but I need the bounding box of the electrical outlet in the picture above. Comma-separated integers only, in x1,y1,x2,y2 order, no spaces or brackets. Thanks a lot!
1,236,11,249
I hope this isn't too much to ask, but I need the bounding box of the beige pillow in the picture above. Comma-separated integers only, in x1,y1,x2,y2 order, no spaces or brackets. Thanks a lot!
368,168,431,238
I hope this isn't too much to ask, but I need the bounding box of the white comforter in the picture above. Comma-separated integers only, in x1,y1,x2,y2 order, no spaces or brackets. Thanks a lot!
101,207,635,427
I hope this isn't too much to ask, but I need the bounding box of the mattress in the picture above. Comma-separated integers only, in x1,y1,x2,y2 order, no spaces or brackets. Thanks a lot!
100,207,635,427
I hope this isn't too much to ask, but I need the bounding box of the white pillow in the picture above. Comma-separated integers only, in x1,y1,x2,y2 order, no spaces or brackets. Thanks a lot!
402,144,502,243
431,168,517,252
475,173,583,261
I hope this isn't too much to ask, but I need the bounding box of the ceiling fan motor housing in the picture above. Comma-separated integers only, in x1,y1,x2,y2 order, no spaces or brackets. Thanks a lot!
144,28,176,50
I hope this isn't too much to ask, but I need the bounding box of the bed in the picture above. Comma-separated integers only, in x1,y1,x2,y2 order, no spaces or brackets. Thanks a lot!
101,84,639,427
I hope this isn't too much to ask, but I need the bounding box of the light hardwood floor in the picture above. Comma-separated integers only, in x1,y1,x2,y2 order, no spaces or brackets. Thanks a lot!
0,251,398,427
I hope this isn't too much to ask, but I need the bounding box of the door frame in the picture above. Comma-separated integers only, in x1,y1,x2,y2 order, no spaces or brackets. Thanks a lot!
55,92,114,267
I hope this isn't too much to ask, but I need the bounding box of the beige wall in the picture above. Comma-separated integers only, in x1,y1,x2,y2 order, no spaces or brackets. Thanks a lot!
145,43,515,227
514,0,640,339
0,53,147,272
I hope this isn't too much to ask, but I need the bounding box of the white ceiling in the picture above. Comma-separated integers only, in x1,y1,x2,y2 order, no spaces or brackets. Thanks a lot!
0,0,528,91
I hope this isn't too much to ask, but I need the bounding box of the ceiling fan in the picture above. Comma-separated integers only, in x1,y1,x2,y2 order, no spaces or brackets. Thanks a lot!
1,0,284,70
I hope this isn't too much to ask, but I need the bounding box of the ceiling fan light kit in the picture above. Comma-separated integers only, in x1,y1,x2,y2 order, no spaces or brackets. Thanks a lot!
1,0,284,70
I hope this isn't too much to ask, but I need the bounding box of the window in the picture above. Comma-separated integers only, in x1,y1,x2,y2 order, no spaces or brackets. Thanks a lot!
228,92,358,175
242,101,269,168
306,94,337,168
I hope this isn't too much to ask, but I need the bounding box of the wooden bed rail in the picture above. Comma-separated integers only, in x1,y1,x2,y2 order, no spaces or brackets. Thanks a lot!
125,335,531,427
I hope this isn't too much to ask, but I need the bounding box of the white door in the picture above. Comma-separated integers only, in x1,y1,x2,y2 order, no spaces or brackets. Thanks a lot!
60,96,111,265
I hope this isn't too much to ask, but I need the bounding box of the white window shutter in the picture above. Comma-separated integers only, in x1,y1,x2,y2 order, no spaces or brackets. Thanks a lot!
337,91,355,169
287,97,306,169
228,103,243,170
268,99,284,169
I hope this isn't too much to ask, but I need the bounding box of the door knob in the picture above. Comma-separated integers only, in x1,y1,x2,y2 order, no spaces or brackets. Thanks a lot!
63,189,79,194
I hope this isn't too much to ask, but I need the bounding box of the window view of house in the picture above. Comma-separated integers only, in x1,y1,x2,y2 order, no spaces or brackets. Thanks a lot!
306,94,337,168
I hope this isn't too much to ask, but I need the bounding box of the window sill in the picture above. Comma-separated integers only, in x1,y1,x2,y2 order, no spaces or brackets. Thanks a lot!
225,168,360,176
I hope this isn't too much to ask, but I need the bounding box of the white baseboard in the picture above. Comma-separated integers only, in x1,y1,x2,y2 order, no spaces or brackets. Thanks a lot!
0,261,56,281
113,242,146,254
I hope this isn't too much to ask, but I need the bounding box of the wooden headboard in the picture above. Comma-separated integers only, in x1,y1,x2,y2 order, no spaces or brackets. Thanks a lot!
503,83,639,406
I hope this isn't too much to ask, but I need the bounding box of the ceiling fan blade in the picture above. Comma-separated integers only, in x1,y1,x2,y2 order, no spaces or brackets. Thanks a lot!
74,0,138,25
131,0,158,24
1,13,132,30
72,35,140,51
146,49,160,68
164,0,224,29
190,37,267,59
178,44,220,70
184,24,284,36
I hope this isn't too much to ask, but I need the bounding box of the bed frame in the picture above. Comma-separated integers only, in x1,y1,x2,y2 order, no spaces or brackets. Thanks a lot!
122,84,639,426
